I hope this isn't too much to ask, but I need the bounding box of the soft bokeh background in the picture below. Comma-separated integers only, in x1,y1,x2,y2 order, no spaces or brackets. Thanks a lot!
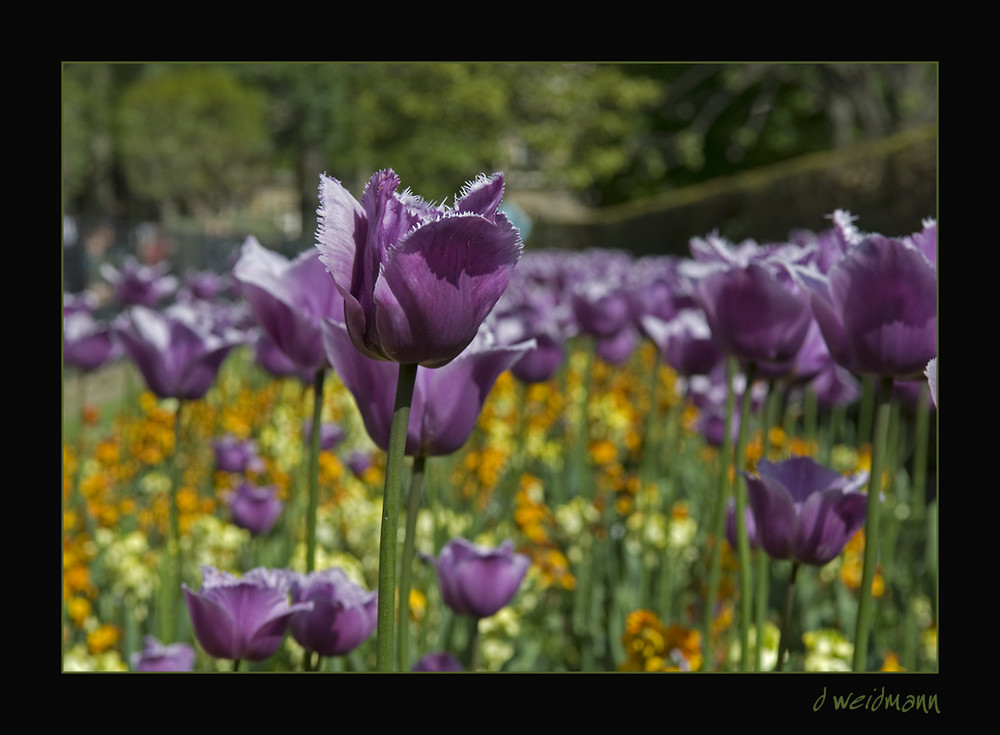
62,61,937,299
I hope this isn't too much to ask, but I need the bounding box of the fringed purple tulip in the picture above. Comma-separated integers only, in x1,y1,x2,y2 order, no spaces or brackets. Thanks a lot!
288,568,378,658
323,320,534,457
794,214,937,380
233,237,346,376
101,256,178,308
182,566,312,663
114,304,242,400
432,538,530,619
316,169,522,368
741,457,869,567
130,635,196,672
227,481,283,536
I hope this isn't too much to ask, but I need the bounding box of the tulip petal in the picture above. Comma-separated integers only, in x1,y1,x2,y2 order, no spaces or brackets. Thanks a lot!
374,213,522,367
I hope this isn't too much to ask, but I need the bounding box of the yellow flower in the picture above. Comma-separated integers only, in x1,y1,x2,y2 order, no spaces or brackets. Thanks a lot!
880,651,905,671
86,623,120,655
66,596,92,628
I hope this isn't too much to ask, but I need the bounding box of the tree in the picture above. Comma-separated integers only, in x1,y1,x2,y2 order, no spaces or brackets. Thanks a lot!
116,65,272,219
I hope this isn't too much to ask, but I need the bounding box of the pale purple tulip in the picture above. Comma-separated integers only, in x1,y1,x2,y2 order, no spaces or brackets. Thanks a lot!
130,635,196,672
213,435,265,474
432,538,530,619
114,304,242,400
101,257,178,308
412,651,464,672
182,566,312,663
288,567,378,658
227,481,283,536
64,310,119,372
316,169,522,368
233,237,345,376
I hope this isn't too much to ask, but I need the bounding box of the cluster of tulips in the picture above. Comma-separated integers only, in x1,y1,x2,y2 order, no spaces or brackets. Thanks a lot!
64,167,937,672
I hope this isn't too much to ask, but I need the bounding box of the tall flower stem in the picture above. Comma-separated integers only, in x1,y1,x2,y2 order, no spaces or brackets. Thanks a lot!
775,562,799,672
852,375,892,671
305,368,326,573
397,453,427,672
161,399,187,643
733,360,758,671
376,362,419,672
702,357,737,668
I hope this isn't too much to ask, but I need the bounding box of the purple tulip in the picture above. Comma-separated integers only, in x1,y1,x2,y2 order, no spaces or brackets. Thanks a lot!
641,309,723,377
323,320,534,457
101,257,178,308
182,566,312,663
64,310,119,372
316,169,522,368
726,498,760,552
793,217,937,380
694,261,813,368
510,331,566,384
741,457,869,567
432,538,530,619
303,421,345,452
252,330,316,383
288,567,378,658
233,237,346,376
346,450,373,478
213,435,264,474
130,635,196,672
114,304,242,400
411,651,464,672
227,481,284,536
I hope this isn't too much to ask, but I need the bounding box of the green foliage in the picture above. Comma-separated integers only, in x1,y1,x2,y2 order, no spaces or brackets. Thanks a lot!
116,65,272,216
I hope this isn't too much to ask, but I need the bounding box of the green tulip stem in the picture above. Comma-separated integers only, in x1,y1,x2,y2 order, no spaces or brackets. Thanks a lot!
733,360,758,672
775,562,799,672
163,399,186,644
306,367,326,574
467,616,481,672
702,357,737,666
852,375,892,671
376,362,418,672
397,453,427,672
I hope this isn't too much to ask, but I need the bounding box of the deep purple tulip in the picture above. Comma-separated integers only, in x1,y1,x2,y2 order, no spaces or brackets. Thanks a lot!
182,566,312,663
794,221,937,380
233,237,346,376
432,538,530,619
64,310,119,372
130,635,196,672
288,567,378,658
227,481,284,536
213,435,264,474
316,169,522,368
694,262,813,367
346,450,373,478
741,457,869,567
114,304,242,400
101,257,178,308
412,651,464,672
323,320,534,457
